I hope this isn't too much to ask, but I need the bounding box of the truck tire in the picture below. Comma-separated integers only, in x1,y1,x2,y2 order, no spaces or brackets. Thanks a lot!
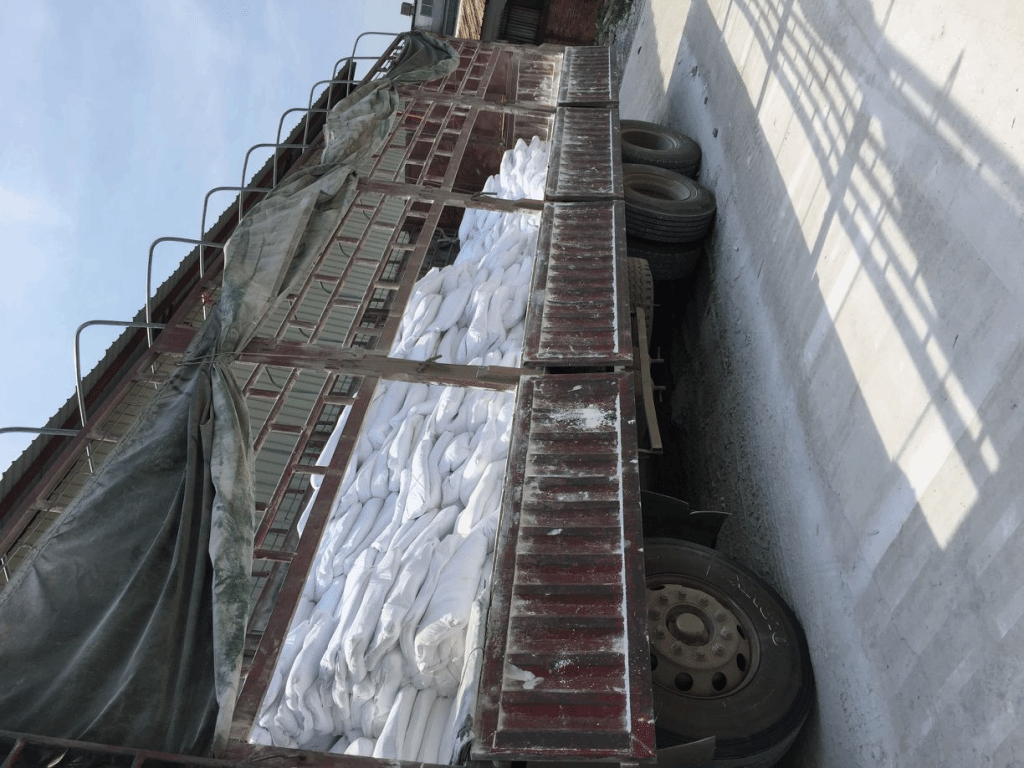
627,236,703,281
623,164,716,244
621,119,702,177
645,538,814,768
627,257,654,343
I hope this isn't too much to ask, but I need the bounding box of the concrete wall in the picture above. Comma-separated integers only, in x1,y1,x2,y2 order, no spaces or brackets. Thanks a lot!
619,0,1024,765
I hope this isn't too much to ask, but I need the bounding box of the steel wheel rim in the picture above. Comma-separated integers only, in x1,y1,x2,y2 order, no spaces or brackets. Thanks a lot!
647,577,760,699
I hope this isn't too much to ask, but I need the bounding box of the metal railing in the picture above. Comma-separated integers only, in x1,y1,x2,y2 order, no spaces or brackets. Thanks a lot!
73,320,167,472
239,144,307,220
146,237,224,345
1,30,408,586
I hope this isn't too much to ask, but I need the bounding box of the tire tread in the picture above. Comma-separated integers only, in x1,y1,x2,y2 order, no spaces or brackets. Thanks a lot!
621,119,702,177
623,164,716,243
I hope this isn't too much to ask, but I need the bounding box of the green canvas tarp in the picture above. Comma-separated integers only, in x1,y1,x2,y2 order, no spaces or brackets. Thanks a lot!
0,32,457,756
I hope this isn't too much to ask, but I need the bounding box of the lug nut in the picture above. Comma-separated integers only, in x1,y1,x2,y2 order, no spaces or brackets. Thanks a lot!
715,611,727,622
720,629,733,640
657,593,670,606
654,628,666,639
671,643,684,656
698,595,710,607
648,608,661,621
712,642,725,656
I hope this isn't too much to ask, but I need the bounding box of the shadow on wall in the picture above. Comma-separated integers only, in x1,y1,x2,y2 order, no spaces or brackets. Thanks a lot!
660,0,1024,764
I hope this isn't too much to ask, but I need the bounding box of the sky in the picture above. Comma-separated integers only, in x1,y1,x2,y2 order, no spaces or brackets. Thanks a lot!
0,0,412,475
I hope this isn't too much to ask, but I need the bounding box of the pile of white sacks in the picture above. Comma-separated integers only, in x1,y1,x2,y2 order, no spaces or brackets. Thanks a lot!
250,137,550,761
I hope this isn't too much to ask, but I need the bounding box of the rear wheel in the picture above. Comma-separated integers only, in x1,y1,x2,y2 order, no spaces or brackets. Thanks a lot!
645,538,813,767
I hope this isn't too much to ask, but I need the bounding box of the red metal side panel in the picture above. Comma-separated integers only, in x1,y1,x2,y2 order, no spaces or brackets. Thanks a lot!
407,39,564,110
524,201,633,367
544,107,622,201
515,47,563,108
474,373,655,762
557,46,617,106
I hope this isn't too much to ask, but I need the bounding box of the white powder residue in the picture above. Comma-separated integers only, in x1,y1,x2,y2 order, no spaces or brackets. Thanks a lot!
552,405,612,430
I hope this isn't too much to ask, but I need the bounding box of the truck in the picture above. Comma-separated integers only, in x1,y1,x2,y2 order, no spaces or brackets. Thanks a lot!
0,30,811,768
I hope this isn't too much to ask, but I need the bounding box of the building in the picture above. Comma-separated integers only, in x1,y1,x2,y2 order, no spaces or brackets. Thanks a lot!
408,0,607,46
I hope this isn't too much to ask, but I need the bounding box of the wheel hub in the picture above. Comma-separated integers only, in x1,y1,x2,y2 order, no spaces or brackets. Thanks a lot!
647,582,755,698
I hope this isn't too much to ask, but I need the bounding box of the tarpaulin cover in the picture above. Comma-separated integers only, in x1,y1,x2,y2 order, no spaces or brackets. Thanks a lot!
0,32,456,756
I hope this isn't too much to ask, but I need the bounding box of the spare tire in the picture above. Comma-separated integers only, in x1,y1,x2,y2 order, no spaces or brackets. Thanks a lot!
645,538,814,767
623,164,716,244
621,119,702,177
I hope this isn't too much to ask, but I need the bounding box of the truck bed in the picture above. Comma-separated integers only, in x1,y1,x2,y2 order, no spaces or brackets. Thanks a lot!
0,35,653,767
